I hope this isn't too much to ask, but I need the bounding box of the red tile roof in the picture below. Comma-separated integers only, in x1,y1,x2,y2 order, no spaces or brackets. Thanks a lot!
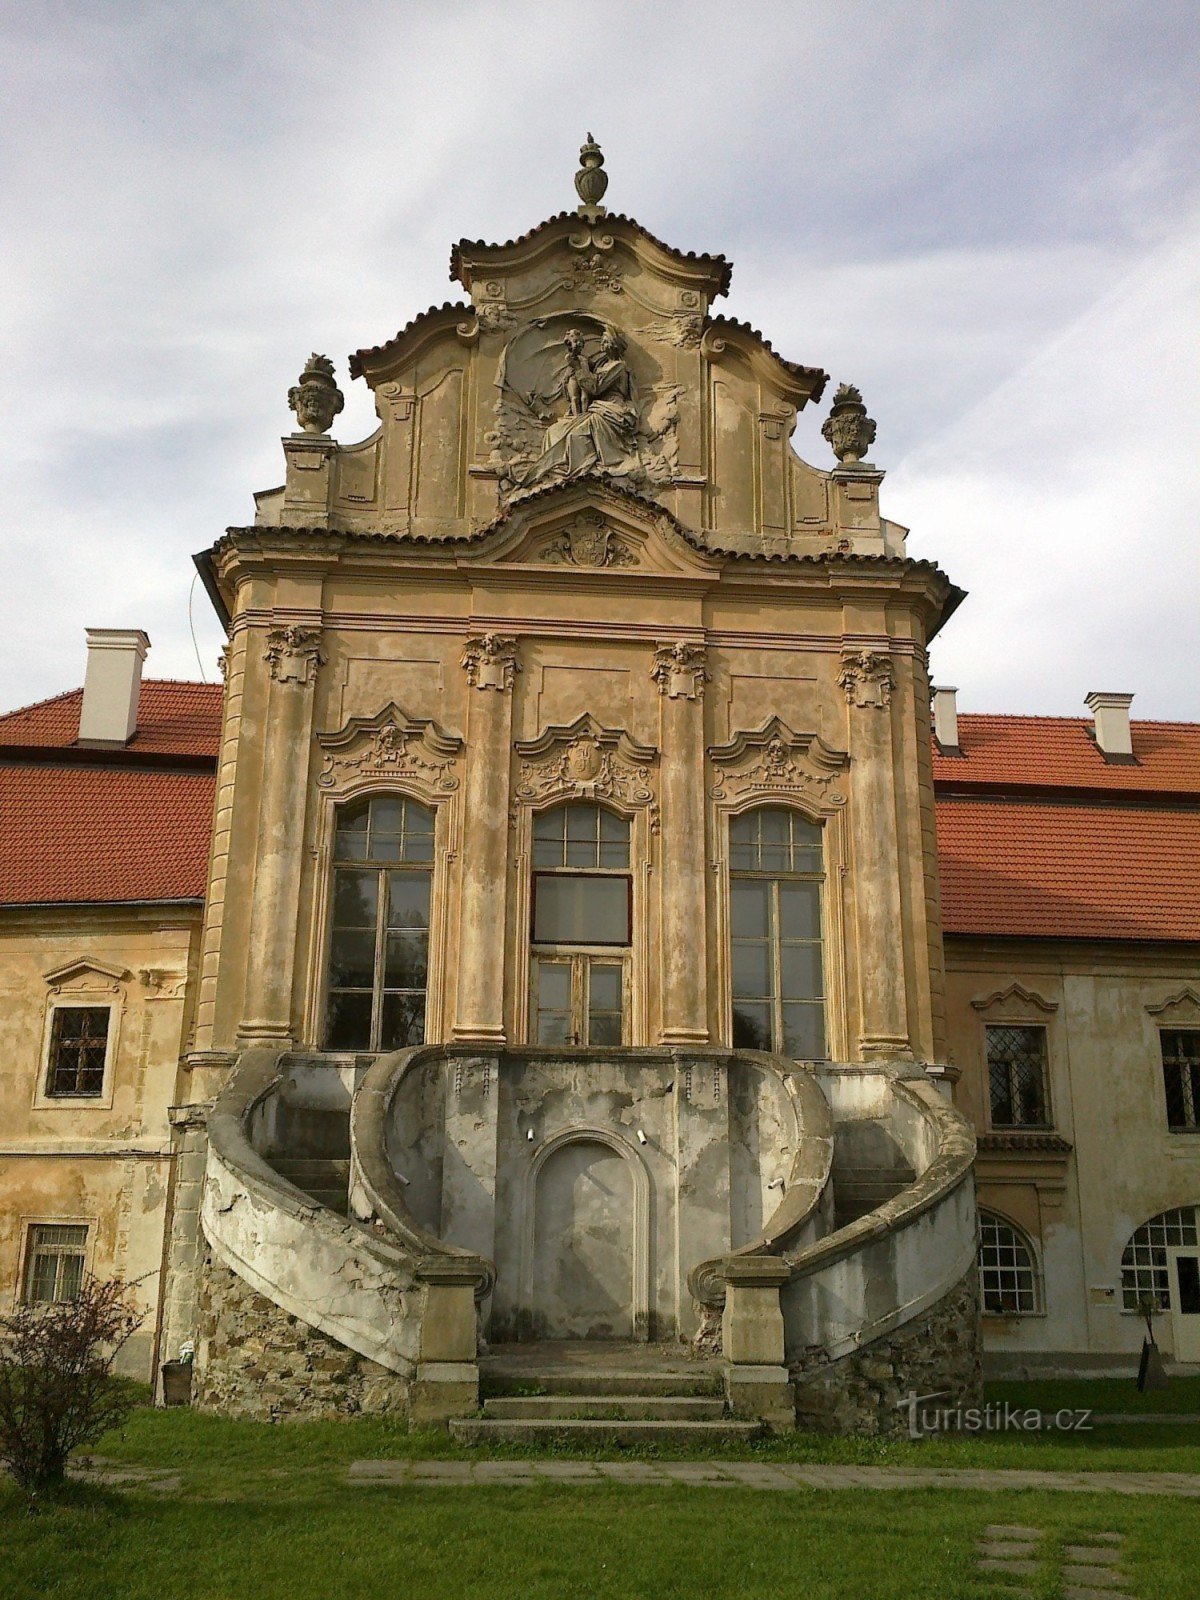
0,680,222,758
936,797,1200,943
932,714,1200,796
0,764,214,905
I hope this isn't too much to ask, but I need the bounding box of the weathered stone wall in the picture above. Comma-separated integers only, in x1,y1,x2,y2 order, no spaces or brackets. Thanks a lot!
790,1265,982,1435
194,1248,409,1420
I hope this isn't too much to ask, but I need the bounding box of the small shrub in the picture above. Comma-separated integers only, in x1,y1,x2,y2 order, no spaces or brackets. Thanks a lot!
0,1275,144,1502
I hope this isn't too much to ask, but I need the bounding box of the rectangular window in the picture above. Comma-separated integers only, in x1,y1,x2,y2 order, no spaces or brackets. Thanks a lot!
1162,1031,1200,1131
45,1007,110,1098
23,1224,88,1304
986,1025,1050,1128
532,874,631,946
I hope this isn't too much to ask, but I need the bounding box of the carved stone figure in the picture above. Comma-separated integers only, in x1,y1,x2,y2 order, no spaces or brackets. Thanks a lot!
561,252,623,295
264,625,324,685
493,316,679,499
288,354,344,436
821,383,876,466
652,642,708,700
574,133,608,208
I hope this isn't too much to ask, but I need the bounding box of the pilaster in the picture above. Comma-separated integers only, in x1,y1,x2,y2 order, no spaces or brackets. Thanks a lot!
653,642,710,1045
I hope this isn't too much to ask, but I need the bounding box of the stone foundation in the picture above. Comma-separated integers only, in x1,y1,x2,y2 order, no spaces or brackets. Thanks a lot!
790,1266,982,1435
194,1248,410,1420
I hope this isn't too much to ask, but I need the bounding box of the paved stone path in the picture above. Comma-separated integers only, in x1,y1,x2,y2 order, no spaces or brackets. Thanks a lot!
346,1459,1200,1496
973,1524,1135,1599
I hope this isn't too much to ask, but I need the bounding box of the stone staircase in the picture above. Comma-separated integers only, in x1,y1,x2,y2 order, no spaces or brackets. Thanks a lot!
450,1343,761,1447
271,1156,351,1216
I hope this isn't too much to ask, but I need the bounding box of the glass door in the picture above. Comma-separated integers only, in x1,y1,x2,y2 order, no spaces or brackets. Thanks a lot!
532,953,627,1045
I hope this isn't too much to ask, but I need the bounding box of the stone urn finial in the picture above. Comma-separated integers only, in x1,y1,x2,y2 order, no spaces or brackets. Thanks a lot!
575,133,608,208
288,353,344,435
821,382,877,467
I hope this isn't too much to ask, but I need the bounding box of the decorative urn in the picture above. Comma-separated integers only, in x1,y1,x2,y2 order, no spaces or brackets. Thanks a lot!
821,383,877,466
288,353,345,435
574,134,609,207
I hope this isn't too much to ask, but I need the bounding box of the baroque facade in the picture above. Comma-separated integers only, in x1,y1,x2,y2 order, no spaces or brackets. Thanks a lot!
0,145,1196,1426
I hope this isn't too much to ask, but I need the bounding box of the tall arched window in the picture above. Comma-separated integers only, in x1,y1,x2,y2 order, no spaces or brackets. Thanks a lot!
729,807,825,1059
978,1210,1042,1314
1121,1206,1198,1311
530,802,631,1046
324,795,434,1052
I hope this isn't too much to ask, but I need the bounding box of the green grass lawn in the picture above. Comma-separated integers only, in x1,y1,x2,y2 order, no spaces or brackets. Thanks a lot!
2,1381,1199,1600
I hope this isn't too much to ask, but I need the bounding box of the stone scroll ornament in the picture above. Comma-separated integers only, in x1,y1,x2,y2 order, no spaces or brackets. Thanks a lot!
651,642,708,700
708,719,848,804
490,314,680,500
514,719,660,831
317,706,461,795
287,354,344,436
838,650,894,710
264,625,325,685
821,383,876,466
461,633,521,692
539,510,636,568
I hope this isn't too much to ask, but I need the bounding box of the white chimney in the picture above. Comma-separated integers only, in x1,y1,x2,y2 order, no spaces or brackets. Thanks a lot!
1085,690,1134,759
78,629,150,745
931,685,959,751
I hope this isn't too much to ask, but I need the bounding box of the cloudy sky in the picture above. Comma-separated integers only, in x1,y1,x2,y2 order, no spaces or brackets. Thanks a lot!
3,1,1197,718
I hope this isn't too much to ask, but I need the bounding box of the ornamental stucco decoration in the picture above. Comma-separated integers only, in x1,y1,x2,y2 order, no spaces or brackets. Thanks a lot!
635,313,704,349
288,354,345,436
838,649,894,710
461,632,521,692
317,703,462,796
821,382,876,466
264,625,325,685
514,715,659,831
538,511,636,568
652,641,709,700
708,718,848,804
491,315,680,499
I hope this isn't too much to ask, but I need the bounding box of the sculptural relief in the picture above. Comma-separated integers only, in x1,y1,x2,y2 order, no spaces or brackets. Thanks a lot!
492,314,680,501
538,510,637,568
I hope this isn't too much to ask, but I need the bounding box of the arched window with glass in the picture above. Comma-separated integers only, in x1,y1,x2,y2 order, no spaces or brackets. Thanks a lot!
978,1210,1043,1315
728,806,826,1060
324,794,435,1052
530,802,631,1046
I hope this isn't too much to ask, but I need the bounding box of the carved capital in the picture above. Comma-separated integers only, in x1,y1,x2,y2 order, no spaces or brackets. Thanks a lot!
462,633,521,692
709,718,849,804
317,703,462,799
838,649,893,710
652,641,709,701
514,715,659,830
264,625,324,686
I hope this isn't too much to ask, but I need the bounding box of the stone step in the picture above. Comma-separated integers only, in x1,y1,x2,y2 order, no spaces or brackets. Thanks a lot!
451,1417,761,1447
482,1394,727,1421
482,1367,723,1398
271,1158,351,1214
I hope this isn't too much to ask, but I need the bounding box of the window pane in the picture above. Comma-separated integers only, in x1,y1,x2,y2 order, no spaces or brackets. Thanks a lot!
48,1007,110,1097
600,809,629,843
326,990,373,1050
56,1252,85,1303
27,1253,59,1304
533,875,630,945
537,1010,572,1045
402,827,435,864
780,942,824,1002
783,1003,825,1060
536,961,571,1011
731,942,771,999
730,881,769,939
778,881,821,940
533,807,567,842
333,870,378,928
986,1026,1048,1128
387,871,430,930
380,993,425,1050
589,964,622,1013
589,1012,622,1046
328,929,375,990
532,836,564,867
370,796,404,834
732,1004,772,1051
335,809,369,860
565,836,598,868
385,931,428,989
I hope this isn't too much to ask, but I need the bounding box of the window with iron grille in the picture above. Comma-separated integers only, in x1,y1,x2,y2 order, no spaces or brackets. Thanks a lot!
45,1006,111,1097
324,795,434,1053
22,1224,88,1304
978,1211,1042,1314
1161,1031,1200,1131
1121,1206,1198,1310
986,1024,1050,1128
